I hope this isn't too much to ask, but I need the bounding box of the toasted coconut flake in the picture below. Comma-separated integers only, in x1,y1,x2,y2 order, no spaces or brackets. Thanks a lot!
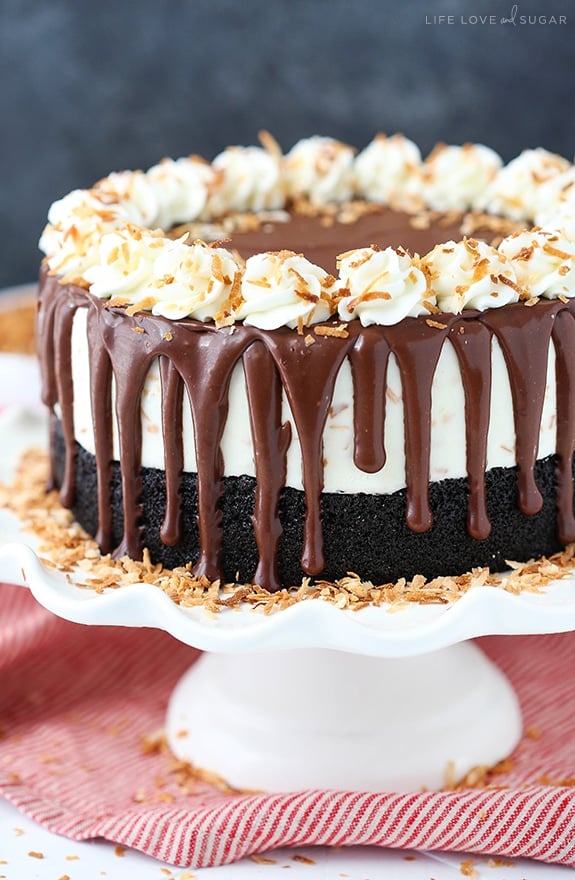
459,859,478,878
525,725,542,740
258,129,282,159
251,854,278,865
313,323,349,338
409,212,432,230
293,854,316,865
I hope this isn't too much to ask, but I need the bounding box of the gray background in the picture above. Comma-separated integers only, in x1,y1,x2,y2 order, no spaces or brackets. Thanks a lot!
1,0,574,288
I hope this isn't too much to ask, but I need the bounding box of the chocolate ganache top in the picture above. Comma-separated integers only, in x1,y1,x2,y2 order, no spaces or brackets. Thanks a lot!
220,206,471,272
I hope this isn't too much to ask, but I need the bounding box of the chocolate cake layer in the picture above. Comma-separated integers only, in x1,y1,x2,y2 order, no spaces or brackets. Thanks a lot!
53,421,568,587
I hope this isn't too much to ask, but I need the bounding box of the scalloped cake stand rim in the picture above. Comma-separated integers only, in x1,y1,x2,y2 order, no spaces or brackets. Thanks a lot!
2,523,575,658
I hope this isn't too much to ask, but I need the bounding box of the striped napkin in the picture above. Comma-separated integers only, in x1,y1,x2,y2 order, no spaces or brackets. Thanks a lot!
1,581,574,868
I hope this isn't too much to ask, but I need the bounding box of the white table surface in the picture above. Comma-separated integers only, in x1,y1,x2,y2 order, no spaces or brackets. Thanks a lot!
1,797,572,879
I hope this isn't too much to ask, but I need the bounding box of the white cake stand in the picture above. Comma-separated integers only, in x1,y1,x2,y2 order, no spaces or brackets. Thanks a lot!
3,403,575,793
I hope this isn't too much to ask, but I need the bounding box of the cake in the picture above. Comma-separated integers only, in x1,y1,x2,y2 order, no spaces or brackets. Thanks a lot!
37,134,575,592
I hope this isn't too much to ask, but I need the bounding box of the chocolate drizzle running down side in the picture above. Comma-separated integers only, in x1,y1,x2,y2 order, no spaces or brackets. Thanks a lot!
158,358,185,548
486,304,559,517
552,310,575,544
87,306,114,553
243,343,291,591
348,327,390,474
449,320,492,540
269,331,353,574
38,265,575,590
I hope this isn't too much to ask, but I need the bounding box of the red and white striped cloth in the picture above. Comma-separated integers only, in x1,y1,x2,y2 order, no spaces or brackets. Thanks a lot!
1,581,575,869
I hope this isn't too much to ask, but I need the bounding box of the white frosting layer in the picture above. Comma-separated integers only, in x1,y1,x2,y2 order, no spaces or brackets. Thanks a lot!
499,228,575,299
237,251,334,329
353,134,422,210
421,143,502,213
336,246,432,325
69,309,557,493
422,239,520,313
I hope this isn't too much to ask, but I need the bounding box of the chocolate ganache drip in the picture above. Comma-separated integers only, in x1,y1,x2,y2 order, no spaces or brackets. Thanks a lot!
38,263,575,591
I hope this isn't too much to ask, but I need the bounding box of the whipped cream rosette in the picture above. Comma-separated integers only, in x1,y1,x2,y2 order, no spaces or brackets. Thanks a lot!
536,206,575,243
336,245,432,325
149,240,241,322
93,170,165,228
84,227,241,323
236,251,335,329
144,156,217,228
421,143,502,213
353,133,423,210
535,166,575,226
83,225,169,300
486,148,570,221
206,144,284,216
421,238,521,313
499,227,575,299
283,136,355,205
39,189,132,278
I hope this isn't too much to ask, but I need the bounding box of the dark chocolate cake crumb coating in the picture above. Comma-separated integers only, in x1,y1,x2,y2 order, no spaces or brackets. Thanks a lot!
54,423,568,586
37,206,575,591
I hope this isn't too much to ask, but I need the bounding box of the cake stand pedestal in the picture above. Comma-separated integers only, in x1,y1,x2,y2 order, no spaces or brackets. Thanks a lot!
166,643,520,792
4,406,575,793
